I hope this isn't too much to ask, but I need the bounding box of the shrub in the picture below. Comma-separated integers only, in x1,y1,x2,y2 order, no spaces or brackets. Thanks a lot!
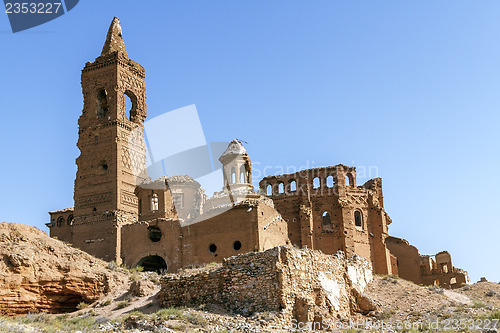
129,265,144,273
184,312,207,326
376,310,394,320
154,307,184,320
486,310,500,320
69,315,95,329
472,300,486,308
116,300,129,309
76,302,89,310
205,262,218,267
126,310,146,321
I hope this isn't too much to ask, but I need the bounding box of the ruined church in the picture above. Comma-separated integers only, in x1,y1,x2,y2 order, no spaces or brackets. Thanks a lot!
47,18,468,289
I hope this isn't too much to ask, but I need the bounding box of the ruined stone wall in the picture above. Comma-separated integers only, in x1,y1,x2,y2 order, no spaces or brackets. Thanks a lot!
256,202,289,251
420,269,469,289
135,179,178,222
308,194,343,255
259,165,394,276
386,236,422,283
181,204,261,267
48,208,74,243
387,236,469,289
159,246,375,325
121,219,182,271
70,214,119,263
167,176,205,221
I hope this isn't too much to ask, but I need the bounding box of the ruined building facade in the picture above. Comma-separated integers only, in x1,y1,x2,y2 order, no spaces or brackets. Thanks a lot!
47,18,468,288
259,167,395,275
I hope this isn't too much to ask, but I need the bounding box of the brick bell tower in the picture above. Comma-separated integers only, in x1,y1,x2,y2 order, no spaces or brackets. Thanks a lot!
72,17,147,263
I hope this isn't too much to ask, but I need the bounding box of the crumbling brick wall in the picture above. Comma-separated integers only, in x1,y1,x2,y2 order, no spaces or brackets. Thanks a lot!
387,236,469,289
159,246,375,325
259,165,395,276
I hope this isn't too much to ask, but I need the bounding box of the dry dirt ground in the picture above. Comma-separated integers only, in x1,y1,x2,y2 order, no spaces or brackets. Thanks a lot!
0,223,498,332
357,275,500,332
1,273,499,332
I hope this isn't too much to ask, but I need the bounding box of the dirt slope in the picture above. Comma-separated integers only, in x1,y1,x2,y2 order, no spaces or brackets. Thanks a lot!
0,222,128,315
362,274,500,330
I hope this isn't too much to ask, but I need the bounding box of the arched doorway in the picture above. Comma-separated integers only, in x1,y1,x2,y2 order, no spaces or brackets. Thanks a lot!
137,255,167,273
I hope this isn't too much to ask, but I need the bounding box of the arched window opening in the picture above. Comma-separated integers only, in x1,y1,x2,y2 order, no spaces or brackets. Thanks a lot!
322,211,333,232
313,177,320,189
240,165,246,183
289,180,297,192
56,216,64,227
97,89,109,118
67,215,74,226
233,241,242,251
326,176,334,188
148,226,162,242
124,90,138,121
137,255,167,273
266,184,272,196
278,182,284,194
172,193,184,209
346,173,354,187
150,193,159,212
354,210,363,228
231,167,236,184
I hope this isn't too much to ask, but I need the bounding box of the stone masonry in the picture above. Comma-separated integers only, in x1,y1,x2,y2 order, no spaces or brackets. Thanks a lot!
47,17,468,290
159,245,375,325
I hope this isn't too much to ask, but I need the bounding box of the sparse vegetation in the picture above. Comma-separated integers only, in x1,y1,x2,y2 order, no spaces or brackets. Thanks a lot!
205,261,219,267
101,299,112,306
124,310,146,320
130,272,141,281
438,311,452,319
472,299,486,308
129,265,144,273
408,310,422,318
184,312,207,326
488,310,500,320
375,309,394,320
116,300,129,309
0,313,98,332
76,302,89,310
477,310,500,320
382,274,399,284
0,262,498,333
154,307,184,320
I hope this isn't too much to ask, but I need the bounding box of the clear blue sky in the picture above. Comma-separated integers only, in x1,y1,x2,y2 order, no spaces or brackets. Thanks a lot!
0,1,498,283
